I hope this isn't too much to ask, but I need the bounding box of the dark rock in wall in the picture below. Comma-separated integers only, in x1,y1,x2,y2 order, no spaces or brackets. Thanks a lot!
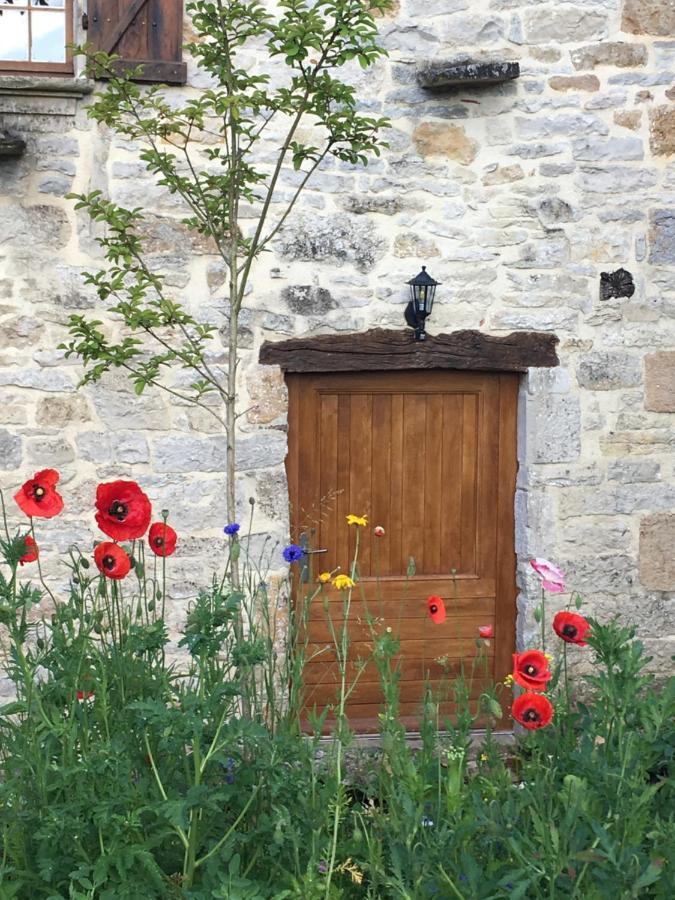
600,268,636,300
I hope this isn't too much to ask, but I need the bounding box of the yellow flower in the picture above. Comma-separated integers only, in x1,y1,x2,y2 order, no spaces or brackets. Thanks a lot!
318,572,332,584
480,753,489,762
503,674,514,687
332,574,355,590
346,514,368,527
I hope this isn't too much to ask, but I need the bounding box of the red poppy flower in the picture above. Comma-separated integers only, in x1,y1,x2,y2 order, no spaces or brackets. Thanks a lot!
14,469,64,519
19,535,39,565
478,625,494,639
95,480,151,541
553,611,591,646
512,650,552,692
148,522,177,557
427,595,446,624
512,692,554,730
94,542,131,580
76,690,94,702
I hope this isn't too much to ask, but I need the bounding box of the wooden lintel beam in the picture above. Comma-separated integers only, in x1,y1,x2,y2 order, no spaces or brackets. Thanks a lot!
259,329,559,374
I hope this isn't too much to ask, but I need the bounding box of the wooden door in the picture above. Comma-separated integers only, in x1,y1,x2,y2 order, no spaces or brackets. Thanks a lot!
286,370,518,733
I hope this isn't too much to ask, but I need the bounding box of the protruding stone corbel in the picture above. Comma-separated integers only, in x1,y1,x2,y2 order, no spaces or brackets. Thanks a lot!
417,56,520,91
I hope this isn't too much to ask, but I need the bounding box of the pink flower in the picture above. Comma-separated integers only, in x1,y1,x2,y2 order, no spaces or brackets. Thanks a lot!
478,625,494,639
374,525,385,537
530,557,566,594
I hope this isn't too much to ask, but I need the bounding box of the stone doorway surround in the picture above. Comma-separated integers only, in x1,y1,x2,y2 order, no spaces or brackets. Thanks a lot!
260,327,560,654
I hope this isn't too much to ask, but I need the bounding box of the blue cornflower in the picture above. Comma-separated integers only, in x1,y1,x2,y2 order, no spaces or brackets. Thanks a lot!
282,543,305,563
223,523,240,536
225,757,235,785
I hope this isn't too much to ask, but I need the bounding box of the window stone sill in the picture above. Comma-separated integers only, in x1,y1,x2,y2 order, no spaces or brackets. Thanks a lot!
0,75,95,98
0,76,95,117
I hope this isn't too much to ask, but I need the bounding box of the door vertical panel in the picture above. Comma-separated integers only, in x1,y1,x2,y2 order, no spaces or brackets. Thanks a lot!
389,394,405,578
440,393,463,573
349,394,373,575
402,394,427,574
459,394,478,574
371,394,392,576
424,393,444,575
319,393,339,564
335,394,351,572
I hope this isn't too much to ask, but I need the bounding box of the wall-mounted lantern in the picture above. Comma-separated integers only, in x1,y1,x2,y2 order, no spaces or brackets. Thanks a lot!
405,266,441,342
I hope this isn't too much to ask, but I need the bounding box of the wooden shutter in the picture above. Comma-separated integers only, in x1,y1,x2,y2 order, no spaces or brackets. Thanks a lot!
88,0,187,85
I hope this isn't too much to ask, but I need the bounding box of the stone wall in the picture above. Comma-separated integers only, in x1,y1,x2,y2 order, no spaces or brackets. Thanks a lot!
0,0,674,677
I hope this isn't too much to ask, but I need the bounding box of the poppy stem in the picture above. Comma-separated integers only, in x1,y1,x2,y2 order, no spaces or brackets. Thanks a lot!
29,519,57,607
540,586,546,655
0,489,11,543
324,527,361,899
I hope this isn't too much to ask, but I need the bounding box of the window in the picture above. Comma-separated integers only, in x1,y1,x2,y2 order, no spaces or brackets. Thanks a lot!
0,0,73,74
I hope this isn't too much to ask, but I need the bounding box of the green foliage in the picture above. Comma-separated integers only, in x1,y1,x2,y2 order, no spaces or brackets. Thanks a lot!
62,1,393,466
0,500,672,897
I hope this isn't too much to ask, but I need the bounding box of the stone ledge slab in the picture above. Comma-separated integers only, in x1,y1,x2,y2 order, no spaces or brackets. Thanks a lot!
416,57,520,90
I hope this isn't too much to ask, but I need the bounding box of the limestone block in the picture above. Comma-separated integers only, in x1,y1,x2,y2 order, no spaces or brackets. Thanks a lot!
393,233,440,258
282,285,337,315
639,513,675,590
26,437,74,468
412,122,478,163
482,164,525,185
516,113,608,140
644,351,675,411
572,136,643,161
508,142,565,159
608,459,661,483
577,352,642,390
340,195,404,216
0,204,70,250
530,393,581,463
560,484,675,518
153,433,287,474
560,519,633,553
0,316,45,349
523,7,607,43
614,110,642,131
577,166,658,194
90,383,169,430
38,176,73,196
571,41,648,70
549,75,600,92
143,216,214,255
511,236,570,270
0,368,74,392
0,429,21,470
565,554,637,596
649,210,675,265
649,106,675,156
278,213,386,273
246,369,287,425
255,469,291,522
622,0,675,36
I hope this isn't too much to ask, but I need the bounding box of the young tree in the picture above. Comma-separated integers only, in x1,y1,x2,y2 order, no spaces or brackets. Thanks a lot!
64,0,393,550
